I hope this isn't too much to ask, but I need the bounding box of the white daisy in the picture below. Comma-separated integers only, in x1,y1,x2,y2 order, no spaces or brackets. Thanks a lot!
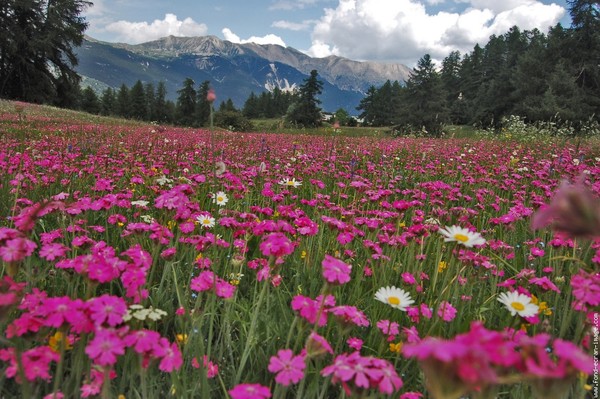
196,214,216,229
131,200,149,207
211,191,229,206
497,291,539,317
374,286,415,311
279,177,302,188
438,225,486,247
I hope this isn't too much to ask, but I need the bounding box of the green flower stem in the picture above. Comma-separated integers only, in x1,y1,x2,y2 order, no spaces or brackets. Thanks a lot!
234,277,270,384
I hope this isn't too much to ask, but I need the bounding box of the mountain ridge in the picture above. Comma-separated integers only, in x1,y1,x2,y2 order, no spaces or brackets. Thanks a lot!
76,35,412,113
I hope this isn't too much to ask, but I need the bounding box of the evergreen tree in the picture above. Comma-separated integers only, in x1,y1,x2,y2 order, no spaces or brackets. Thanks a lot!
176,78,197,126
100,87,115,116
567,0,600,120
286,70,323,128
154,82,168,123
403,54,447,136
144,82,156,121
0,0,91,106
80,86,100,114
219,99,236,112
512,30,553,121
195,80,211,127
115,84,130,118
129,80,146,120
458,44,484,123
356,86,378,126
440,51,465,124
243,92,259,118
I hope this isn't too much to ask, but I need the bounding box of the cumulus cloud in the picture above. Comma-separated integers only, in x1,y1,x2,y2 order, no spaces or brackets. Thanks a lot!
307,0,565,65
104,13,208,44
222,28,287,46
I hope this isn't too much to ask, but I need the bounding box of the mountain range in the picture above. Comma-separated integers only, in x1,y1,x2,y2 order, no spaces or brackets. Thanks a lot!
75,35,412,113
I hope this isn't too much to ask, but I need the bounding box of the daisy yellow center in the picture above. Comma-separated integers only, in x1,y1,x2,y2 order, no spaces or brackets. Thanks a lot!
287,181,294,186
217,196,224,202
202,219,211,225
453,233,470,243
511,302,525,311
387,296,401,305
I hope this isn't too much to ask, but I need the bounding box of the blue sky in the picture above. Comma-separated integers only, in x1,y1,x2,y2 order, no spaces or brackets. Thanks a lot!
84,0,571,66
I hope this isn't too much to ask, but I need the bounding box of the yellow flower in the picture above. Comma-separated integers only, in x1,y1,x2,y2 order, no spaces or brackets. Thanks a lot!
438,261,447,273
195,253,203,261
118,395,126,399
167,220,177,230
48,331,72,352
176,334,188,344
301,250,307,259
389,342,403,354
531,296,552,316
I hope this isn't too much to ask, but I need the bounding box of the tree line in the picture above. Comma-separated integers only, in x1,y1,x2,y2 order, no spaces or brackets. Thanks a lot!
78,70,325,130
357,0,599,135
1,0,597,134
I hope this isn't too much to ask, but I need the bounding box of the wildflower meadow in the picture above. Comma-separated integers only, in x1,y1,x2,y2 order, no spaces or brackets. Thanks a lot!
0,100,599,399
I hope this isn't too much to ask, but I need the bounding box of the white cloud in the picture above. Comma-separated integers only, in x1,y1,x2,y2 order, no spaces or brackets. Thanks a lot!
85,0,108,17
222,28,287,46
104,13,208,44
272,20,314,31
307,0,565,65
270,0,320,10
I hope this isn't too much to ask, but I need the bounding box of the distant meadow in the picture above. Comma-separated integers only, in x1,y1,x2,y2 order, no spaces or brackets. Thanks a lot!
0,100,598,399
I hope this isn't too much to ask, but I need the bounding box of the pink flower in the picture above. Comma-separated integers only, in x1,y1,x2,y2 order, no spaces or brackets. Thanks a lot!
85,328,126,366
529,276,561,293
207,88,216,102
191,271,216,292
1,346,59,382
322,254,352,285
531,177,600,238
39,242,69,261
291,294,332,326
192,355,219,378
400,393,424,399
87,294,127,327
39,296,87,329
571,269,600,311
376,320,400,338
158,341,183,372
305,331,333,357
530,247,545,257
437,301,457,322
124,329,162,355
328,305,370,327
228,383,271,399
259,232,294,258
347,337,363,351
268,349,306,386
0,237,37,262
553,339,594,375
215,280,236,298
321,352,402,395
402,272,416,285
